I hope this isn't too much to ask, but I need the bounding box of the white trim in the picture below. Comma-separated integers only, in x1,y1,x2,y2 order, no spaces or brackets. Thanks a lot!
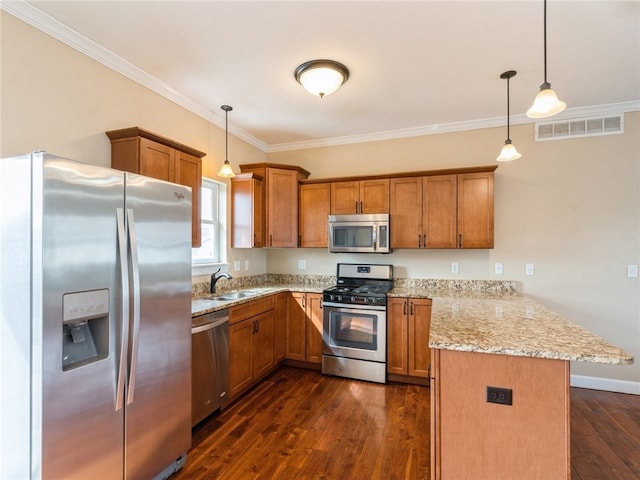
192,262,229,277
3,1,639,154
570,374,640,395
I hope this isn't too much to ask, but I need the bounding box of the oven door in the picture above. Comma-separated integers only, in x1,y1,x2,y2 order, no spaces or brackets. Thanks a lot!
322,303,386,363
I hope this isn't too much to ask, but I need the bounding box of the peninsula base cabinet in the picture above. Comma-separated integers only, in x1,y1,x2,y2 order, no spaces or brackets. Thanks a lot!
430,349,570,479
228,296,275,401
285,292,323,364
387,297,432,384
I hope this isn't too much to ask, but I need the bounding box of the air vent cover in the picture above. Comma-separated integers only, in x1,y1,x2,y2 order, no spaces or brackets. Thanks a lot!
536,114,623,141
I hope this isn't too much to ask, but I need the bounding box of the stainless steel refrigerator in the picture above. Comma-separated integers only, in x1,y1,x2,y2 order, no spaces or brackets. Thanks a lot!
1,152,192,479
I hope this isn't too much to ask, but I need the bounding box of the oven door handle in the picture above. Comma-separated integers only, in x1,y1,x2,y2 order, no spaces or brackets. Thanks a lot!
322,301,387,311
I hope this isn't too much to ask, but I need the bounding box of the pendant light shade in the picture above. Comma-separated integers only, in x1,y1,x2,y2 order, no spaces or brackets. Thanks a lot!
527,0,566,119
295,60,350,98
217,104,236,178
497,70,522,163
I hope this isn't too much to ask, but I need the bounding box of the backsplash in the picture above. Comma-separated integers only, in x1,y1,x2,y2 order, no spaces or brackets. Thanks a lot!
193,274,516,298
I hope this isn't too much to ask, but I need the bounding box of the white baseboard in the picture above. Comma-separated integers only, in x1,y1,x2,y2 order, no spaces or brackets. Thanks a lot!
570,374,640,395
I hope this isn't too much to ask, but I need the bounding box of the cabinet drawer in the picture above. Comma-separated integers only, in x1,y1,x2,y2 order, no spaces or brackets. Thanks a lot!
230,296,275,324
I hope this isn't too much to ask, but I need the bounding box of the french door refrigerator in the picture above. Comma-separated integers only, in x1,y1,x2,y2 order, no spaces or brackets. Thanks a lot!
1,152,192,479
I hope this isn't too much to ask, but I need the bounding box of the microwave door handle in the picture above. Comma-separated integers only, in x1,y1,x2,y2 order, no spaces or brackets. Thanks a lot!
372,224,378,250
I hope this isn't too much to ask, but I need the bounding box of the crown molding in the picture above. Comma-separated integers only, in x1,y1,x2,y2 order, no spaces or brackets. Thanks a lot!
4,1,638,155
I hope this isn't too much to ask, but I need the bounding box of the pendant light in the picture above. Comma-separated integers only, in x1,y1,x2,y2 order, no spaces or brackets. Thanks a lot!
295,59,350,98
217,104,235,178
497,70,522,162
526,0,566,118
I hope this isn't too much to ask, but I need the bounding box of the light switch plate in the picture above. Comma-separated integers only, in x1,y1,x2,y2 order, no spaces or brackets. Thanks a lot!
495,263,503,275
451,262,459,274
233,260,241,272
525,263,535,276
298,260,307,270
628,264,638,278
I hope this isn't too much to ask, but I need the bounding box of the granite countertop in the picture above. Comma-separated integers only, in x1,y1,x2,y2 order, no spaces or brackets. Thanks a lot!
191,276,633,366
191,283,329,318
392,287,633,365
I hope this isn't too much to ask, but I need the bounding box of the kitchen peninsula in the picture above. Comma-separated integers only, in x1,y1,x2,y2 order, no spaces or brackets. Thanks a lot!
192,276,633,480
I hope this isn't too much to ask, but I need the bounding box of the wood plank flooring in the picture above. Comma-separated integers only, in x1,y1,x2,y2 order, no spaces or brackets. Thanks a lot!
172,367,639,480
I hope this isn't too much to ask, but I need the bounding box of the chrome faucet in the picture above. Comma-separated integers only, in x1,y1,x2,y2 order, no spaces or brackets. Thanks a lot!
210,269,232,294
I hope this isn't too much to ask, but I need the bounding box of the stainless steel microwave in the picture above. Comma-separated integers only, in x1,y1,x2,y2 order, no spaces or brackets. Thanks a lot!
328,213,391,254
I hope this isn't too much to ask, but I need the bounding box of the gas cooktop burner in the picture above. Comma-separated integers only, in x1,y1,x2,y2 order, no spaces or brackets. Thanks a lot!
323,263,394,307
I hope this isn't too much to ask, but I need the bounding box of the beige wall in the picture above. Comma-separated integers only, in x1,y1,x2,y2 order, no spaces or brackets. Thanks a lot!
2,11,638,388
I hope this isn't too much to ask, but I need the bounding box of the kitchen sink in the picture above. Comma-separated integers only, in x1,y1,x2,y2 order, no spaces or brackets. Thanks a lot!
204,289,265,302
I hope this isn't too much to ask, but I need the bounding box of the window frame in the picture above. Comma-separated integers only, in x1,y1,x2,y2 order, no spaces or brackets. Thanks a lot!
191,177,228,276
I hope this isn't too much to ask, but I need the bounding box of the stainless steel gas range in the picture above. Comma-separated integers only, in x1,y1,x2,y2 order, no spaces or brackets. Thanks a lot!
321,263,393,383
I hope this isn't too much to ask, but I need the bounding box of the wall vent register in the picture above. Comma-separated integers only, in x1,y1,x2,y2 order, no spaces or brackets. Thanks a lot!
536,114,623,141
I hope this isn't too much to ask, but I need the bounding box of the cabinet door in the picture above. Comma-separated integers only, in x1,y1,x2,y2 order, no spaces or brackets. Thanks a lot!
387,297,408,375
253,311,275,379
390,177,423,248
229,319,254,399
273,292,287,363
267,168,299,247
139,137,174,181
360,179,389,214
231,174,264,248
423,175,457,249
457,172,494,248
305,293,324,364
330,181,359,215
299,183,330,247
175,150,202,247
408,298,432,378
285,292,306,361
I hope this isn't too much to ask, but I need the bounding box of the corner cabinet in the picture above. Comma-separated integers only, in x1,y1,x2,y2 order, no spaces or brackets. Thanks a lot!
299,182,331,247
387,297,432,383
106,127,205,247
238,163,310,248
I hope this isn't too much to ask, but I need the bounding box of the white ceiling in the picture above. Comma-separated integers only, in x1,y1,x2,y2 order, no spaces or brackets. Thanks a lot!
8,1,640,151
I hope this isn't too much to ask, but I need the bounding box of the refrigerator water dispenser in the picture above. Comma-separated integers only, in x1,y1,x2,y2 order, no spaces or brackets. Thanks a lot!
62,289,109,370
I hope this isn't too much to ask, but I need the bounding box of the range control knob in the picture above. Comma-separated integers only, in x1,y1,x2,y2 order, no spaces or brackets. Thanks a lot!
337,295,342,302
350,296,357,303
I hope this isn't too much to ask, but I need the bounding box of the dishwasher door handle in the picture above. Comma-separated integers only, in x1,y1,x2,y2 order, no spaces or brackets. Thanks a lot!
191,317,229,334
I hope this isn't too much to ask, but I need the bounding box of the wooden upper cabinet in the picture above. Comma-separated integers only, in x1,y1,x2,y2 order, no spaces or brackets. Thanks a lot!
231,173,264,248
390,170,494,249
331,179,389,215
457,172,494,248
299,183,331,247
106,127,205,247
239,163,310,248
390,175,456,249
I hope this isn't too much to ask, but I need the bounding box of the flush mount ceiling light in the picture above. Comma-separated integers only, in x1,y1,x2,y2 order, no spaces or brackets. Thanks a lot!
497,70,522,162
294,59,350,98
217,104,235,178
527,0,566,118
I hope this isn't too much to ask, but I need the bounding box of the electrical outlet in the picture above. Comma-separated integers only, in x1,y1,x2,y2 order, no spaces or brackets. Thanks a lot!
233,260,241,272
486,386,513,406
525,263,535,276
525,305,535,319
298,259,307,270
495,263,503,275
495,305,503,317
451,262,459,274
628,264,638,278
244,260,250,271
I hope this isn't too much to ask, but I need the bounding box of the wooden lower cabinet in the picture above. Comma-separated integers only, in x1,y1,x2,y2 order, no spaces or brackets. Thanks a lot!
387,297,432,380
430,349,570,479
285,292,323,364
228,297,275,400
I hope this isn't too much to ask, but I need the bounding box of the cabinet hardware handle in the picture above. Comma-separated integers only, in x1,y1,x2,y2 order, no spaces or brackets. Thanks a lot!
360,201,363,213
354,201,358,213
423,234,427,247
410,302,414,315
458,234,462,248
270,234,273,246
403,301,407,315
417,235,421,248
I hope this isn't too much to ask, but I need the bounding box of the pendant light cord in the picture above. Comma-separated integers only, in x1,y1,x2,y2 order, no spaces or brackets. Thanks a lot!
506,76,511,140
543,0,548,85
225,109,228,162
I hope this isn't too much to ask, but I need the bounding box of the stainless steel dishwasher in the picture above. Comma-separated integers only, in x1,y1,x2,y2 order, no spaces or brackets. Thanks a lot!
191,309,229,427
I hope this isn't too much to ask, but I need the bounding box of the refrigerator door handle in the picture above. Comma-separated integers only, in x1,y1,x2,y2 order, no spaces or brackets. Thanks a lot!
115,208,129,411
126,208,141,405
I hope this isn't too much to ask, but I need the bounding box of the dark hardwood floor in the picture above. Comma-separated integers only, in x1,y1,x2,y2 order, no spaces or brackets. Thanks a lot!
173,367,639,480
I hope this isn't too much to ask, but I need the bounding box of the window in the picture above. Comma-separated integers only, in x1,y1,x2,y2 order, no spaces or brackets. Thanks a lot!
192,178,227,273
